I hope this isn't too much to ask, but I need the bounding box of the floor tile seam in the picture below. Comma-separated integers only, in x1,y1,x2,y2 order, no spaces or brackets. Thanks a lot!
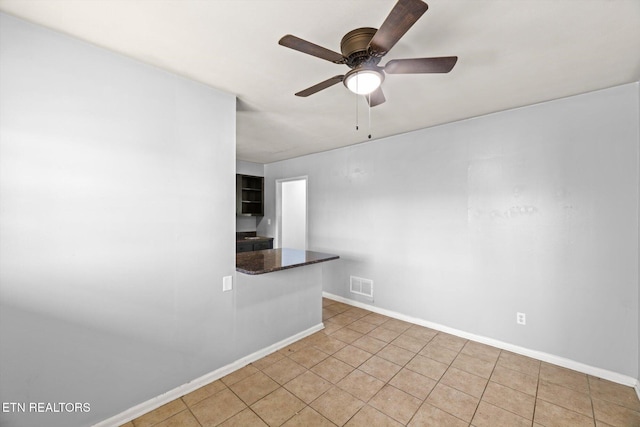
180,383,230,410
587,386,597,427
471,399,533,426
405,358,452,425
225,376,270,409
249,385,311,425
537,379,591,396
368,395,419,425
407,398,471,427
494,358,541,378
344,322,375,332
466,349,501,426
287,366,332,400
335,377,377,404
442,362,490,385
375,345,417,367
536,377,602,410
366,338,392,356
348,314,372,322
438,381,485,402
493,360,541,380
394,342,428,355
401,363,446,382
488,377,538,398
244,405,274,427
447,361,492,381
534,393,595,420
255,401,310,427
182,405,204,427
385,365,415,393
534,398,600,426
589,392,640,414
329,333,364,346
590,394,640,421
477,383,537,421
200,387,249,426
358,318,388,327
407,365,460,424
367,351,405,370
252,366,285,387
286,345,333,365
459,350,500,365
372,381,426,424
380,325,413,335
411,345,456,367
333,352,373,370
342,310,370,319
304,382,343,409
137,404,189,427
341,405,364,427
309,385,366,425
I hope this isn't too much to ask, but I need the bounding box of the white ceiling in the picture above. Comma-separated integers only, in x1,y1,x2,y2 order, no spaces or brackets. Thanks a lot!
1,0,639,163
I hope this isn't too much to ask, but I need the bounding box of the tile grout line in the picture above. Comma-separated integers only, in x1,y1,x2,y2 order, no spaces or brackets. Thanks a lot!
587,375,597,426
467,348,502,426
530,359,540,427
181,400,203,427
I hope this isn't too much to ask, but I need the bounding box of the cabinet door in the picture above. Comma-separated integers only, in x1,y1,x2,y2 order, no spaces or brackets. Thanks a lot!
236,242,253,253
253,241,272,251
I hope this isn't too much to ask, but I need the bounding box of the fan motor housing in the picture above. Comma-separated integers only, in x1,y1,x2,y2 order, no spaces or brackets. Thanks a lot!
340,27,380,68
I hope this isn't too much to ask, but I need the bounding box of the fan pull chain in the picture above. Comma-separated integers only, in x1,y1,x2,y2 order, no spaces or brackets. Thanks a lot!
368,94,372,139
355,91,359,131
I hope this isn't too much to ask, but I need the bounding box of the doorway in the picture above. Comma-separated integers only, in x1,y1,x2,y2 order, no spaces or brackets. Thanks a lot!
276,177,307,250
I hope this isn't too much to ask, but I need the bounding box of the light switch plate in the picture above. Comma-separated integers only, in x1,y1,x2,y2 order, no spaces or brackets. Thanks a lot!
223,275,233,292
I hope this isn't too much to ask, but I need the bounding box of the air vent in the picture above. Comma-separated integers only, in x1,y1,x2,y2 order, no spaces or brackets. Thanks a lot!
350,276,373,298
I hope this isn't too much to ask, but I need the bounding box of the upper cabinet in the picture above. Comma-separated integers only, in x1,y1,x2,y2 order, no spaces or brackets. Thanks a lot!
236,174,264,216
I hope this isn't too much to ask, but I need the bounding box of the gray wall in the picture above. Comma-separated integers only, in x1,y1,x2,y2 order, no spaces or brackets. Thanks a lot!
260,83,640,379
0,14,237,427
237,159,264,176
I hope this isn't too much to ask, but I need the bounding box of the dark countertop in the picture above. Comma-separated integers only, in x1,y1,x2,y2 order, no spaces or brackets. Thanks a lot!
236,232,273,244
236,236,273,243
236,248,339,275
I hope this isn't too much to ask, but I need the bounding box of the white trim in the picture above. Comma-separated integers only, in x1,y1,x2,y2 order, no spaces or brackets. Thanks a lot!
93,323,324,427
635,380,640,402
324,292,639,388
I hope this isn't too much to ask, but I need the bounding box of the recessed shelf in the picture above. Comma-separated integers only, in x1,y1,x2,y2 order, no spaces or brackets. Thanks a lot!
236,174,264,216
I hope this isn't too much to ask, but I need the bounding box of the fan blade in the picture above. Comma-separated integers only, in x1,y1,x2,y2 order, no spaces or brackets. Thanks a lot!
368,0,429,57
295,75,344,97
367,87,386,107
384,56,458,74
279,35,345,64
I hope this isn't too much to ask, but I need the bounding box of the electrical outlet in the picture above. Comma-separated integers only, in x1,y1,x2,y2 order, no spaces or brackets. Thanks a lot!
223,275,233,292
516,312,526,325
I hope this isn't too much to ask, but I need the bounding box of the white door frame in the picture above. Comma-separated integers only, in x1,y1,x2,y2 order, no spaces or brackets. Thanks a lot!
275,176,308,250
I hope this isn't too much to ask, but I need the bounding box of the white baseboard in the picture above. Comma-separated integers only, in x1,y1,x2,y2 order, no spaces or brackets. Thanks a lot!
324,292,639,388
93,323,324,427
635,381,640,402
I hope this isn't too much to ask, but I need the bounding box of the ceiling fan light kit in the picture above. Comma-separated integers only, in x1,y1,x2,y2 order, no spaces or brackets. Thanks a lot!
344,67,384,95
278,0,457,107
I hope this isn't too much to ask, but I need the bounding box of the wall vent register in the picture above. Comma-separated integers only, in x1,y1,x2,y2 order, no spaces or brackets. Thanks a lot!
350,276,374,298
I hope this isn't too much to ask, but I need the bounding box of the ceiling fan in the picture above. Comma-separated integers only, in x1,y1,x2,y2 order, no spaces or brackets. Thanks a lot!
278,0,457,107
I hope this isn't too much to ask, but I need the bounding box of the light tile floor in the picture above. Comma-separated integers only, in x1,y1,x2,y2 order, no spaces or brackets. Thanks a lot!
122,298,640,426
